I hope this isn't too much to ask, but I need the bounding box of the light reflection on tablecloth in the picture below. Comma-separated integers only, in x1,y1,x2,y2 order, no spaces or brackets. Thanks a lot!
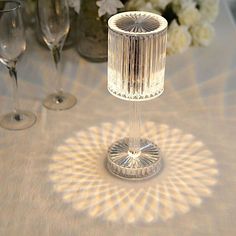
0,1,235,236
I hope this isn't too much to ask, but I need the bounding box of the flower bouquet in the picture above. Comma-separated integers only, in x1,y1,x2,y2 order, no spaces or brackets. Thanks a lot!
125,0,220,55
69,0,219,57
17,0,220,58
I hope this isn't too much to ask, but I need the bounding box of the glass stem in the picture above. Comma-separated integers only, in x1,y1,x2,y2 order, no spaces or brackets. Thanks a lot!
129,101,141,156
51,45,63,93
8,66,20,117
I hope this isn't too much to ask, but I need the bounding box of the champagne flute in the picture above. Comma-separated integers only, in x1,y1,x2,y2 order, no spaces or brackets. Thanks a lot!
37,0,77,110
0,1,36,130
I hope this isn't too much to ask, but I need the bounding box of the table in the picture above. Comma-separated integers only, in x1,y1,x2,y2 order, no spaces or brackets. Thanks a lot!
0,1,236,236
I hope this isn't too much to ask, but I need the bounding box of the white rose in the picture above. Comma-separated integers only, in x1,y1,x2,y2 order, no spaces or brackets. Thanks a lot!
96,0,124,17
167,20,192,55
177,2,201,26
198,0,219,23
150,0,172,10
190,22,214,46
172,0,195,13
125,0,146,11
68,0,81,14
126,0,161,14
138,2,161,14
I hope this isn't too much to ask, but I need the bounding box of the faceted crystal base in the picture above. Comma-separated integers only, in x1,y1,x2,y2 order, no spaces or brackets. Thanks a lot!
43,92,77,110
107,138,162,180
0,110,36,130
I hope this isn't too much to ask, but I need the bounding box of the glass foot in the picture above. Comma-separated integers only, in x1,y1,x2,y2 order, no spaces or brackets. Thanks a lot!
0,110,36,130
107,138,162,180
43,92,77,110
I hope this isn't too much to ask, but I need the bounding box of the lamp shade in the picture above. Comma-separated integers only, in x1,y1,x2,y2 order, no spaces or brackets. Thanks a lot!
108,11,168,101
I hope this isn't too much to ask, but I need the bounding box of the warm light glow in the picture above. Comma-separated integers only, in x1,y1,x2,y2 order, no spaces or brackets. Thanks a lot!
49,121,218,223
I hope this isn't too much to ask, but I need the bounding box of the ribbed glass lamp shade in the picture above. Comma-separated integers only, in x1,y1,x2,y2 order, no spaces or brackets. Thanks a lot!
108,11,168,101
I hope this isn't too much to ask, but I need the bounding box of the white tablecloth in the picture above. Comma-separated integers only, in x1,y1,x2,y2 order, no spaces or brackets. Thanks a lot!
0,1,236,236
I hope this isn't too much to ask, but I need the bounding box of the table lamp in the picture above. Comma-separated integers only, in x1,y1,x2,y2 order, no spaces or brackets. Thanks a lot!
107,11,168,180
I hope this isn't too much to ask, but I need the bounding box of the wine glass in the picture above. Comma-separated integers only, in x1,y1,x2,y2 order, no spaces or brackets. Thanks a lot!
37,0,77,110
107,12,168,179
0,1,36,130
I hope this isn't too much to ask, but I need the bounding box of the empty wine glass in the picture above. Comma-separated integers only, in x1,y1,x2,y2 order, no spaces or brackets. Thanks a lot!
37,0,77,110
0,1,36,130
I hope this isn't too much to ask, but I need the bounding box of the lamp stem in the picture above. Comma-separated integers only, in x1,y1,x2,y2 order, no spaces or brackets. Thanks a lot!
129,101,141,156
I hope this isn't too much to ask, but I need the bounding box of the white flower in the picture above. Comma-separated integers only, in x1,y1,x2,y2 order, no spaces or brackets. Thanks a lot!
126,0,161,15
172,0,194,13
126,0,149,10
67,0,81,14
167,20,192,55
190,22,214,46
96,0,124,17
177,2,201,26
126,0,161,14
138,2,159,14
197,0,219,23
150,0,172,10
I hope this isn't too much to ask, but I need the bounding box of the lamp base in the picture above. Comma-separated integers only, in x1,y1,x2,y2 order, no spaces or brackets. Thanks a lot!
107,138,162,180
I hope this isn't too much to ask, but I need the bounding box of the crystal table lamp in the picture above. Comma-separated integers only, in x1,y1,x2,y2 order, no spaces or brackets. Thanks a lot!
107,11,168,180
